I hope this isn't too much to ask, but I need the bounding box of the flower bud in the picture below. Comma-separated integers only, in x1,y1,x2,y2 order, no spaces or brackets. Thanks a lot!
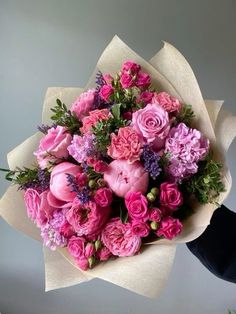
150,221,159,230
88,179,96,189
88,256,96,269
95,239,102,251
151,187,159,196
147,192,156,202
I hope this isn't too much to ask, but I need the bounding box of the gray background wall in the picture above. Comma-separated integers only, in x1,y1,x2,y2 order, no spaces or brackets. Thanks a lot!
0,0,236,313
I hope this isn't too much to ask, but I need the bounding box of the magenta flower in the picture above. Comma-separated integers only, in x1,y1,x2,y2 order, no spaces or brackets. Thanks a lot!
125,191,149,222
156,216,182,240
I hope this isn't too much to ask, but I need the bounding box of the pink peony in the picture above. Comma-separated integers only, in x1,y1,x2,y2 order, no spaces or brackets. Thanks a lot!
121,60,141,74
80,109,110,134
149,208,162,222
71,89,96,120
132,103,170,146
107,126,142,163
34,126,72,169
137,91,154,105
50,162,81,202
125,191,149,222
135,72,151,89
94,188,113,207
66,199,111,237
152,92,181,113
103,160,149,198
101,218,141,257
156,216,183,240
120,72,134,89
24,188,41,221
99,85,114,102
160,182,183,210
131,221,150,237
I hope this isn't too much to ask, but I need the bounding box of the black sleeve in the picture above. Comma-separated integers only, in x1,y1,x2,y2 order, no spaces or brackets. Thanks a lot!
186,205,236,284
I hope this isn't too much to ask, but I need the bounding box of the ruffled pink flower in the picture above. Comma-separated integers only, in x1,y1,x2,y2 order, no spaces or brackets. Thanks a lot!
50,162,81,202
125,191,149,222
103,160,149,197
121,60,141,74
152,92,181,113
66,199,111,237
24,188,41,221
137,91,154,105
135,72,151,89
107,126,142,163
101,218,141,257
160,182,183,210
34,126,72,169
132,104,170,147
120,72,134,88
80,109,110,134
156,216,183,240
71,89,96,120
131,221,150,237
99,85,114,102
67,134,95,163
94,188,113,207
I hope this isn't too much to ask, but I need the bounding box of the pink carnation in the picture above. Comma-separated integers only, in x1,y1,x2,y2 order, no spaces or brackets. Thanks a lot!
125,191,149,222
34,126,72,169
66,199,111,237
99,85,114,102
156,216,183,240
152,92,181,113
107,126,142,163
103,160,149,198
71,89,96,120
80,109,110,134
101,218,141,257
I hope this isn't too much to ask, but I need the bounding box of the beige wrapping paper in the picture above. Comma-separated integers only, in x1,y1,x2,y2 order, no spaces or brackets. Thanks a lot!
0,36,236,298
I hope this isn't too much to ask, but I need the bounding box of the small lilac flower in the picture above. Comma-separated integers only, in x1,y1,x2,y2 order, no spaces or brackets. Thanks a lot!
141,145,161,180
67,134,96,163
41,222,67,250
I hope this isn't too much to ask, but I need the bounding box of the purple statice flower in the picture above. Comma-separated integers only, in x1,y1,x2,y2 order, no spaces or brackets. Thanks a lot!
37,123,56,134
141,145,161,180
165,122,209,181
37,168,50,191
77,186,90,204
41,216,67,250
67,134,96,163
96,71,106,89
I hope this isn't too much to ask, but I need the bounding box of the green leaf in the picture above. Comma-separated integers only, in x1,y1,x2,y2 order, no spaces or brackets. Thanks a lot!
120,205,128,224
111,103,121,120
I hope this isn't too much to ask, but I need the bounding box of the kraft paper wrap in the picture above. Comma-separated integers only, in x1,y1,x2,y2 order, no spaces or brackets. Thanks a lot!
1,36,236,298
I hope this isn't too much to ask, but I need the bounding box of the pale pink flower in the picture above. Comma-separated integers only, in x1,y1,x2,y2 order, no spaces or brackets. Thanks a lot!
71,89,96,120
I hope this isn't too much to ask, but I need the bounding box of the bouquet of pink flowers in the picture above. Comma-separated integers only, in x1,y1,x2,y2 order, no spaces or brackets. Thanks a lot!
1,36,235,298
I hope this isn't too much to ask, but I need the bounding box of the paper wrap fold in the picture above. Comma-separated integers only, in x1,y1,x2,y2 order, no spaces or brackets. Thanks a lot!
1,36,236,298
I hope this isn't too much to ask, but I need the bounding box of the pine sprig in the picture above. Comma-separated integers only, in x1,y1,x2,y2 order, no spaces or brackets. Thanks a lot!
176,104,195,126
183,154,225,204
50,99,82,134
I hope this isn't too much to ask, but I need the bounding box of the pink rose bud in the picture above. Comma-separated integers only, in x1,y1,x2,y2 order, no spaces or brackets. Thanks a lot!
160,182,183,210
120,72,134,89
99,84,114,102
103,160,149,198
156,216,183,240
94,188,113,207
97,246,112,261
137,91,154,105
75,173,88,186
131,221,150,237
60,222,74,238
71,89,96,120
121,60,141,74
77,258,89,271
122,111,133,120
103,73,113,84
149,207,162,222
50,162,81,202
68,236,86,259
94,160,108,173
87,156,96,166
125,191,149,222
135,72,151,89
152,92,181,113
85,243,95,258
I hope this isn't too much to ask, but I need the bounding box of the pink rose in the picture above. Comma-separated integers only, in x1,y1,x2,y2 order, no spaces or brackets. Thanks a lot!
132,104,170,146
60,222,74,238
66,199,111,237
99,85,114,102
34,126,72,169
152,92,181,113
156,216,183,240
24,188,41,221
85,243,95,258
50,162,81,202
35,190,55,227
94,188,113,207
103,73,113,84
125,191,149,222
67,236,89,270
131,221,150,237
137,91,154,105
135,72,151,89
107,126,142,164
93,160,108,173
149,208,162,222
71,89,96,120
122,60,141,74
101,218,141,257
96,246,112,261
80,109,110,134
120,72,134,89
160,182,183,210
103,160,149,198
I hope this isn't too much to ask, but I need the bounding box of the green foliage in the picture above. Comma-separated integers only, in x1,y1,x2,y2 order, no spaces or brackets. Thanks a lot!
176,104,195,126
3,166,39,186
50,99,82,134
183,154,225,204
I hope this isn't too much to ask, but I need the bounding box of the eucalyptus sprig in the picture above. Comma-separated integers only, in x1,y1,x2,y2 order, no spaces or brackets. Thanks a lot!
50,99,82,134
183,154,225,204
